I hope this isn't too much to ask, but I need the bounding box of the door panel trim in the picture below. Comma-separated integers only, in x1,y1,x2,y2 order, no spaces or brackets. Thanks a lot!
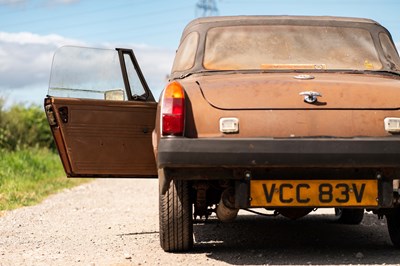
47,97,157,178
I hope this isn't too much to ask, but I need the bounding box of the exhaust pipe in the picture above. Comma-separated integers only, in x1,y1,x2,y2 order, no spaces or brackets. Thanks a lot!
216,188,239,222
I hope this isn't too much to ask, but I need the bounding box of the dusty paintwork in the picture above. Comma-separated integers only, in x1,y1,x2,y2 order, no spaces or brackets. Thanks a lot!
45,16,400,252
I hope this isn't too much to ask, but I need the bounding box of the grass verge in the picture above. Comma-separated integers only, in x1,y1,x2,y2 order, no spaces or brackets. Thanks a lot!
0,148,90,212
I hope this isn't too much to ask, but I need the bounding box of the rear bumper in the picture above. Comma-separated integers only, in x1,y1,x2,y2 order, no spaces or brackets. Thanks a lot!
157,137,399,208
157,137,400,168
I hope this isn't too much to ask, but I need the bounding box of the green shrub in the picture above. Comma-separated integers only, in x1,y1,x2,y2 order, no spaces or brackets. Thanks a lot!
0,98,54,151
0,98,89,211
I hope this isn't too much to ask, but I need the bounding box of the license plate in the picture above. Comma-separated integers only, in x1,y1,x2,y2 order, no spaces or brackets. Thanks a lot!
250,180,378,207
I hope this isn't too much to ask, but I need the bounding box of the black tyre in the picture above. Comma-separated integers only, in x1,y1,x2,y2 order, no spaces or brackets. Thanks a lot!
159,180,193,252
335,208,364,224
386,208,400,248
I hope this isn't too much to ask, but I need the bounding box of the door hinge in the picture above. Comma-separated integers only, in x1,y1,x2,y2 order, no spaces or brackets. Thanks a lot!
45,105,57,126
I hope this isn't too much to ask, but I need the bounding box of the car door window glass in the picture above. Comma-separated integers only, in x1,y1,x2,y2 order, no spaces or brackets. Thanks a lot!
48,46,128,100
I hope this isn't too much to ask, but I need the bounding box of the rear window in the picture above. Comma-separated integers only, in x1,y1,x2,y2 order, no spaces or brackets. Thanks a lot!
172,32,199,72
204,25,382,71
379,33,400,70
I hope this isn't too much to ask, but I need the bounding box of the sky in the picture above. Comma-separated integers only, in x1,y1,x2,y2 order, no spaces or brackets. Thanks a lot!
0,0,399,106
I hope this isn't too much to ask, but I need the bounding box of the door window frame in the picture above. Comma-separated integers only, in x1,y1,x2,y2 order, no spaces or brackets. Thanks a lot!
116,48,155,102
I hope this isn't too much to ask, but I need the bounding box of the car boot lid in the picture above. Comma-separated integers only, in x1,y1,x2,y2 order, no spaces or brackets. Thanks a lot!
196,72,400,110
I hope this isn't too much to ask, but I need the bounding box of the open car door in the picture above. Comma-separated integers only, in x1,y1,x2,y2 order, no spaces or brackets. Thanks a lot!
44,46,157,178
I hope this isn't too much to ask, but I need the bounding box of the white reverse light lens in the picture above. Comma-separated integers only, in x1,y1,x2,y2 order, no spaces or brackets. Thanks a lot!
220,117,239,133
384,117,400,133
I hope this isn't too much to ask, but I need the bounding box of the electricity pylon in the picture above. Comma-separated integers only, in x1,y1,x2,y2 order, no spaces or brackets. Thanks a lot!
195,0,218,17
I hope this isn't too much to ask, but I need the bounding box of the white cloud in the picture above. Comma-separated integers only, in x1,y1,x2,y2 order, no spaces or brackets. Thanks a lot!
0,32,82,45
0,32,85,90
0,31,175,106
0,32,85,106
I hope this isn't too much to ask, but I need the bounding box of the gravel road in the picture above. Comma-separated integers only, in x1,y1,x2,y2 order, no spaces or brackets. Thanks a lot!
1,178,400,266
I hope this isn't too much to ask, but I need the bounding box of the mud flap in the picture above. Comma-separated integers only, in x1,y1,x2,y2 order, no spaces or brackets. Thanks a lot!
379,177,394,208
235,179,250,208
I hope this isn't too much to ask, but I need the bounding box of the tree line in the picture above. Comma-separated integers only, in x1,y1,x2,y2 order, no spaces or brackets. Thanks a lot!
0,98,54,151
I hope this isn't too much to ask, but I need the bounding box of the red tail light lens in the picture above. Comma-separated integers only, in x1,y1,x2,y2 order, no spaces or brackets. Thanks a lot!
162,81,185,136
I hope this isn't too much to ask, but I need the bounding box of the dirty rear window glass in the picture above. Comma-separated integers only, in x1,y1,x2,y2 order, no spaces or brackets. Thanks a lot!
172,32,199,72
204,25,382,71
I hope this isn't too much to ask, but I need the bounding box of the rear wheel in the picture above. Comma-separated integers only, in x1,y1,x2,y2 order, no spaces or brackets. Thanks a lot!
159,180,193,252
386,208,400,248
335,208,364,224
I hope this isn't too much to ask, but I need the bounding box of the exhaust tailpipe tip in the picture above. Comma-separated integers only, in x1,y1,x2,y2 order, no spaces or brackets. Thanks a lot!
216,188,239,222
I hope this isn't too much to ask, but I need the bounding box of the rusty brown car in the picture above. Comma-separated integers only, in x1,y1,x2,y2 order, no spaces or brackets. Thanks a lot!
45,16,400,252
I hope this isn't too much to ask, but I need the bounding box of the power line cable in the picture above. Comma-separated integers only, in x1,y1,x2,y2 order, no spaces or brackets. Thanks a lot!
29,5,192,33
1,0,159,27
0,0,85,15
73,18,189,41
0,0,139,15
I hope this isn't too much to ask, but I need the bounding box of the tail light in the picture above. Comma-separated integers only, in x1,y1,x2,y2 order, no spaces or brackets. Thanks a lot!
161,81,185,136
